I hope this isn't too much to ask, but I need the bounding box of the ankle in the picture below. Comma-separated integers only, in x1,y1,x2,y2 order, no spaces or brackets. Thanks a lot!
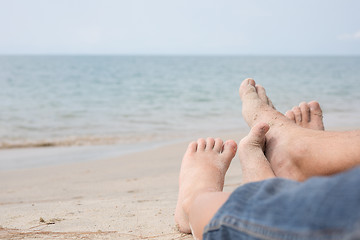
265,128,309,181
182,187,220,218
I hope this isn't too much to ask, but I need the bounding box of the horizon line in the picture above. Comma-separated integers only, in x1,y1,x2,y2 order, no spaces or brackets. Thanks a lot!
0,53,360,57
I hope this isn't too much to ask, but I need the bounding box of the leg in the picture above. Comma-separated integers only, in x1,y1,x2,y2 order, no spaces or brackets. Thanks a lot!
285,101,324,130
203,167,360,240
239,78,360,181
188,192,231,239
176,123,275,239
175,137,237,233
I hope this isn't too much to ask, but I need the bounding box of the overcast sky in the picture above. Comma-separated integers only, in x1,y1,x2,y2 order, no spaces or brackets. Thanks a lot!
0,0,359,55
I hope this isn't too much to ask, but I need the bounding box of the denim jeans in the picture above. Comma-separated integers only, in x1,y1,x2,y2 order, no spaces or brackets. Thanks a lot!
203,166,360,240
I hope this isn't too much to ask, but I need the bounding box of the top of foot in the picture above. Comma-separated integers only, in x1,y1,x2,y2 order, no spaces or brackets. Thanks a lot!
175,137,237,233
239,78,310,181
239,78,292,128
285,101,324,130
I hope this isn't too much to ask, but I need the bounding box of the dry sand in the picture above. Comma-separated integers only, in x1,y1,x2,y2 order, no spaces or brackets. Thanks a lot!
0,132,246,240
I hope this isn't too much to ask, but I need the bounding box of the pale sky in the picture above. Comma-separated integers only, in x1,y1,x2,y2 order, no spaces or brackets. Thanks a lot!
0,0,359,55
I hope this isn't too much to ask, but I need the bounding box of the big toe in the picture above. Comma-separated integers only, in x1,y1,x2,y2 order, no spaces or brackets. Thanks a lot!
247,122,270,146
239,123,275,184
239,78,257,100
285,110,296,122
309,101,324,130
221,140,237,161
309,101,322,117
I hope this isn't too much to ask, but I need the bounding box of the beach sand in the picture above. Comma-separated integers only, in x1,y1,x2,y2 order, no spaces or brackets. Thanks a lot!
0,132,246,240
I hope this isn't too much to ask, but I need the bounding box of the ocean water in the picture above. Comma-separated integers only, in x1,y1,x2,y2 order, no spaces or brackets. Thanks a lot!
1,56,360,150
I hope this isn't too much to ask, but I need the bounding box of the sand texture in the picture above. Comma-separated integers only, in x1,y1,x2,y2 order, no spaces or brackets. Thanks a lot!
0,133,244,240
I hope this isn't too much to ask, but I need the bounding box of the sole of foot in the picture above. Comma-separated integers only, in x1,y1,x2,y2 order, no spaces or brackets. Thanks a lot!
175,137,237,233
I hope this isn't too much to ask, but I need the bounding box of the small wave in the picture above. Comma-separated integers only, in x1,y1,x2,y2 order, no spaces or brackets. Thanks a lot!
0,136,123,149
0,133,182,149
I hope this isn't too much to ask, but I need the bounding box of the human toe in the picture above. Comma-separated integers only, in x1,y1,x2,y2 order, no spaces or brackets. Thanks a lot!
247,122,269,146
308,101,324,130
292,106,302,123
205,137,215,150
186,141,197,154
308,101,322,117
285,110,296,122
197,138,206,151
299,102,310,123
239,78,257,99
213,138,223,152
255,84,268,103
221,140,237,159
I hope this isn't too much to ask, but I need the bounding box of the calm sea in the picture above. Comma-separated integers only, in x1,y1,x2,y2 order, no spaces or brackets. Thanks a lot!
1,56,360,149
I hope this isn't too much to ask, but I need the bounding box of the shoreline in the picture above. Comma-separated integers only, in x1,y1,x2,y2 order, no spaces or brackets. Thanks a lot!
0,127,248,171
0,140,177,171
0,122,356,171
0,131,246,240
1,124,358,239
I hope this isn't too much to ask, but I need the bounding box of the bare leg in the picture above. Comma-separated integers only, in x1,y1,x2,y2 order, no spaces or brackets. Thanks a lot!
239,78,360,181
188,192,231,239
175,137,237,233
177,123,275,239
285,101,324,130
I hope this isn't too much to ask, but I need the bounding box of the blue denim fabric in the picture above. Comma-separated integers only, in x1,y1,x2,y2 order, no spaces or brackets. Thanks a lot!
203,166,360,240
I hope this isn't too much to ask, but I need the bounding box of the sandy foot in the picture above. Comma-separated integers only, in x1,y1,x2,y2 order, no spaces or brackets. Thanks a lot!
238,122,275,184
285,101,324,130
239,78,310,181
175,138,236,233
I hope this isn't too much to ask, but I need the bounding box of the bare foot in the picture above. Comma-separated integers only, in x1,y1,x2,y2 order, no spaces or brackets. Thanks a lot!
238,122,275,184
240,78,360,181
175,138,237,233
285,101,324,130
239,78,315,181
